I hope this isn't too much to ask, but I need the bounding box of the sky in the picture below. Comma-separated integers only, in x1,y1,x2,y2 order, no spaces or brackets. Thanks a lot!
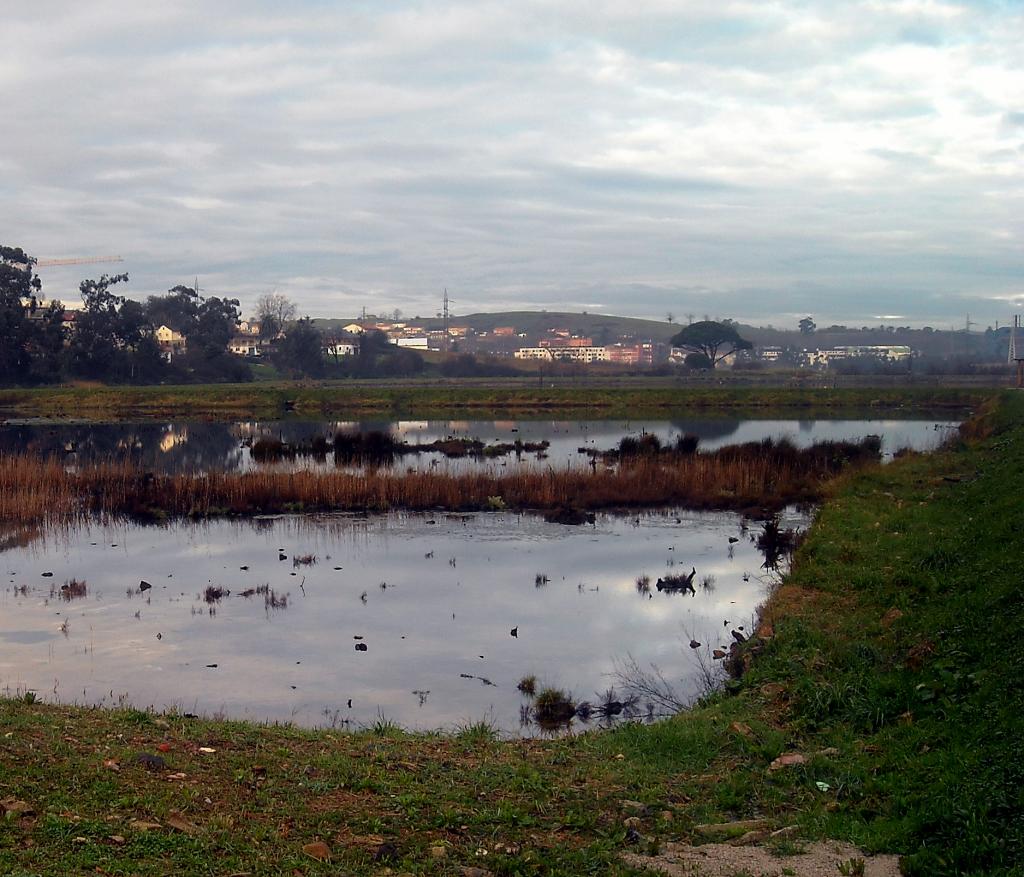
2,1,1022,329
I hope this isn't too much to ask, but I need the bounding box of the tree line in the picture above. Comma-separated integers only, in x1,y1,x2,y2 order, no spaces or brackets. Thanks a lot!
2,244,758,387
1,248,250,385
0,247,430,385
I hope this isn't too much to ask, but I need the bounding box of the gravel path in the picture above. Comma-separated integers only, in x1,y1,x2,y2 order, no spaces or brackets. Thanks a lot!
623,840,901,877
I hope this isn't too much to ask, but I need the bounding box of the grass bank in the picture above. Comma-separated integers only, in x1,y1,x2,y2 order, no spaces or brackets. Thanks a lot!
1,394,1022,875
0,380,992,420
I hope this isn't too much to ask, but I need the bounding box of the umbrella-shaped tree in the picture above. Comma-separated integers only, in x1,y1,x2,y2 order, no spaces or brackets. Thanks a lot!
671,320,752,368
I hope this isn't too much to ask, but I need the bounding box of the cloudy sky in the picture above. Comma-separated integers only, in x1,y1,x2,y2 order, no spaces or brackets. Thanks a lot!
3,1,1022,328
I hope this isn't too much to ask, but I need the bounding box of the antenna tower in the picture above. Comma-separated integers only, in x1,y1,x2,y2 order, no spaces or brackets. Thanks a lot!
1010,315,1024,387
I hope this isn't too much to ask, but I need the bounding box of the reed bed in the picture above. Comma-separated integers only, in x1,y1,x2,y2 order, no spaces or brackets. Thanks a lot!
0,437,879,527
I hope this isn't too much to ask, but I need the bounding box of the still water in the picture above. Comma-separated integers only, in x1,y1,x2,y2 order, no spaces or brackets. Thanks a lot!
0,417,957,473
0,508,805,735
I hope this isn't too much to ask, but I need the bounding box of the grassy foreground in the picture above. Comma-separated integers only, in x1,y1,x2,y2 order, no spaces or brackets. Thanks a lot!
1,394,1022,876
0,380,990,420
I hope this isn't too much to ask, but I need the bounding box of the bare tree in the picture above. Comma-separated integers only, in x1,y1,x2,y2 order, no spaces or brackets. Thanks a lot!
255,292,297,338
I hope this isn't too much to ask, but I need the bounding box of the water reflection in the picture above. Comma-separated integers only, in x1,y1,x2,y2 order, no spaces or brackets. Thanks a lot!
0,509,807,734
0,418,957,474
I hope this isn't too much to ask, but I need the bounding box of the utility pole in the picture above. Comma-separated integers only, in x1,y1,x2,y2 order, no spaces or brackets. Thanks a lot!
442,288,451,355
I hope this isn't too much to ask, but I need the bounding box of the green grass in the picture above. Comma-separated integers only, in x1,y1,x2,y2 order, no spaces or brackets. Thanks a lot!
0,379,992,420
1,391,1022,874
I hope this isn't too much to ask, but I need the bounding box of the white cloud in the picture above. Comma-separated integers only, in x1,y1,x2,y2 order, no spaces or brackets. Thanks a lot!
2,0,1022,327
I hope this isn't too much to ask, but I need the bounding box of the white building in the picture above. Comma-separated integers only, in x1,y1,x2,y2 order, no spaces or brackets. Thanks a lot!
323,341,357,357
229,336,265,357
805,345,913,367
396,336,429,349
515,346,609,363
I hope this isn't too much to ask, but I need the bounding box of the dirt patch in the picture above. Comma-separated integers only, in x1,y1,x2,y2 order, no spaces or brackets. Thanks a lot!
624,840,900,877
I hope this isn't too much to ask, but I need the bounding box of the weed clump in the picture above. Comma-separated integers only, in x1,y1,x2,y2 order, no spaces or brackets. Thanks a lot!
533,687,576,726
517,675,537,696
251,437,295,462
543,507,595,526
264,588,289,610
334,430,401,465
675,433,700,454
58,578,87,601
757,516,800,569
618,434,662,457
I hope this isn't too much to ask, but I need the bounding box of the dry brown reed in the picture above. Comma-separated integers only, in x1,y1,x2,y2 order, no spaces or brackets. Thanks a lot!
0,439,877,527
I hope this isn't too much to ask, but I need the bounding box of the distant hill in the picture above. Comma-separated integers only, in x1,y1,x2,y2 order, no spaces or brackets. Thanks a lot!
315,311,681,342
311,311,1011,362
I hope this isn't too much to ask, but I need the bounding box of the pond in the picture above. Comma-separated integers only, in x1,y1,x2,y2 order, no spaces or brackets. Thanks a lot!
0,417,958,473
0,508,806,735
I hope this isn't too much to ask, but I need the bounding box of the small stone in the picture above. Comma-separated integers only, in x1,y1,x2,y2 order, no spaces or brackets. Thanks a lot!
770,825,800,839
165,811,199,834
0,798,34,817
769,752,807,771
730,829,771,846
880,607,904,628
134,753,166,771
302,840,331,861
694,819,770,836
374,841,399,862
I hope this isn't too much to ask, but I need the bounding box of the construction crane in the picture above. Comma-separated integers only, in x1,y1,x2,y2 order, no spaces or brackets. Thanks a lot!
36,256,123,268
